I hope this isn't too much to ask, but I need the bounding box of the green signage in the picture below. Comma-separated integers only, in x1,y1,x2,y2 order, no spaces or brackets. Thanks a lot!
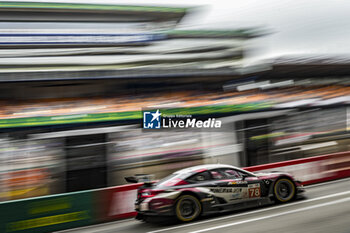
0,191,94,233
0,2,188,13
0,103,272,128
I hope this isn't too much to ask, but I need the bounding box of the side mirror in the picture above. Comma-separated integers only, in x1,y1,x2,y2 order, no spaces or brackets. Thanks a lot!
125,176,138,183
241,174,248,181
125,174,155,183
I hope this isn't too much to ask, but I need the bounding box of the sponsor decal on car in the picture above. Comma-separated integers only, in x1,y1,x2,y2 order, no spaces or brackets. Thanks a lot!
248,183,261,198
230,193,241,200
228,181,247,185
210,187,243,193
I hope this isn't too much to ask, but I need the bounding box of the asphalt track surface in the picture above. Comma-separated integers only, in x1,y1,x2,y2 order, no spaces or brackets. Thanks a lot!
58,178,350,233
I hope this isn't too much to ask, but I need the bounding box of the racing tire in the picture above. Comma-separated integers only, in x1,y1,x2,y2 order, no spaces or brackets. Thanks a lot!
142,215,150,223
273,178,296,203
175,195,202,222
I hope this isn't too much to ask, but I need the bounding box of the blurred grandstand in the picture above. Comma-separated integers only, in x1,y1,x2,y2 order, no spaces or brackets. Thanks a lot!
1,2,350,203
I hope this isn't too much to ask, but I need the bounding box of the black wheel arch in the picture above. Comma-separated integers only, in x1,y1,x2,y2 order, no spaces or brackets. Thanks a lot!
178,190,203,200
271,176,297,202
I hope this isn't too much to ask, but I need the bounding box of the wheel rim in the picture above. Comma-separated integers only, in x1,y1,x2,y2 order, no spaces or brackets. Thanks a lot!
180,200,196,217
278,183,290,198
275,179,295,202
176,195,201,221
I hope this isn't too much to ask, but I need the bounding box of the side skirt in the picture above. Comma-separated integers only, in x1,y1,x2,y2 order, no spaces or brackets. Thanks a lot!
203,197,274,215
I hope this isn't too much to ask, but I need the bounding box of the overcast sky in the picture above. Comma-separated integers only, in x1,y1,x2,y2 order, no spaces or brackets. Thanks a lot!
7,0,350,60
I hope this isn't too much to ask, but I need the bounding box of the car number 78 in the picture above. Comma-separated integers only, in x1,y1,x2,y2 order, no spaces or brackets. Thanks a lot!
249,187,260,198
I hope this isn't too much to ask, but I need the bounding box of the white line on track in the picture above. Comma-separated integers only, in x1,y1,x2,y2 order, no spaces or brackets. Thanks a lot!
189,196,350,233
147,189,350,233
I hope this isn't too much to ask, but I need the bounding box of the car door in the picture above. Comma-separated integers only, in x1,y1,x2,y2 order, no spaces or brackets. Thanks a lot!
206,168,248,204
185,170,236,204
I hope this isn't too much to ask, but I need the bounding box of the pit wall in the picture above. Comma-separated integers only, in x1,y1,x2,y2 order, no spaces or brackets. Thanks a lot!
1,151,350,233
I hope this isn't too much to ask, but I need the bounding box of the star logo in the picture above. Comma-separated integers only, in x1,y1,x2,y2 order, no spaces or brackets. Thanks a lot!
143,109,161,129
151,109,161,122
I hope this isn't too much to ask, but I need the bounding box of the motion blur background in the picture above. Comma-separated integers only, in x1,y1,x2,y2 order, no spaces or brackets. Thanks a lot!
1,0,350,206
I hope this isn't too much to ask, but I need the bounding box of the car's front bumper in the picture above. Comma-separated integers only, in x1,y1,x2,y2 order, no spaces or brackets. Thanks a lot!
295,184,306,200
296,184,305,193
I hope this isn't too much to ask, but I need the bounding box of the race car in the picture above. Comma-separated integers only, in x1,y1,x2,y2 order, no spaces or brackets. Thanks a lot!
126,164,304,222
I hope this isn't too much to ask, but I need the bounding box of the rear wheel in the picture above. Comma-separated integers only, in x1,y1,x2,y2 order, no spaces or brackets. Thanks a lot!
175,195,201,222
273,178,296,203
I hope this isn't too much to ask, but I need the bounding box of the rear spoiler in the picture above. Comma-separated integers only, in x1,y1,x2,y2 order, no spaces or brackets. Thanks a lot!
125,174,155,184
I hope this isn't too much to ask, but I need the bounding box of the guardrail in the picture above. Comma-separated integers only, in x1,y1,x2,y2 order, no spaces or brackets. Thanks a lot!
244,151,350,185
96,183,143,222
1,151,350,233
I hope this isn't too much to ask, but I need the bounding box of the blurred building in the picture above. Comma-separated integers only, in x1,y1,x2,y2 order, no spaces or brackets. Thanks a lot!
1,2,349,202
0,1,263,85
0,1,263,201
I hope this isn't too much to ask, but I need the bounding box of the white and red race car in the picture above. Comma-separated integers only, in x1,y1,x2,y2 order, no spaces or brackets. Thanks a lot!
126,164,305,222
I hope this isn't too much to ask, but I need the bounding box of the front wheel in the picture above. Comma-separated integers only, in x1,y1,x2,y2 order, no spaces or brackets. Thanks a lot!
273,178,296,203
175,195,201,222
